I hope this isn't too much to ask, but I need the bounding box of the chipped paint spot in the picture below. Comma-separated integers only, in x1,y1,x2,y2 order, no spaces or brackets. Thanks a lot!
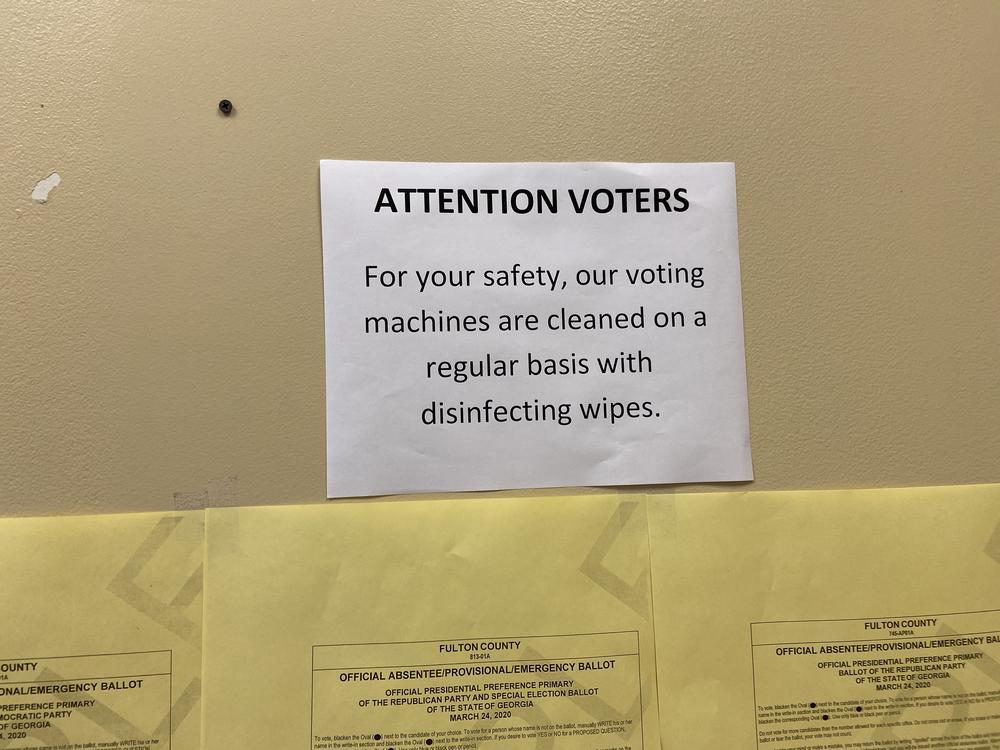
31,172,61,203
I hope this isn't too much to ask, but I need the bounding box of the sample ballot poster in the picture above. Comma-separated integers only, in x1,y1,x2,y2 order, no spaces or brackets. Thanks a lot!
0,511,204,750
320,161,752,496
648,484,1000,750
202,493,661,750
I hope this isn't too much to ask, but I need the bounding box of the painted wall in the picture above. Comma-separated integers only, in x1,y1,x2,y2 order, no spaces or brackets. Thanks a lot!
3,1,998,515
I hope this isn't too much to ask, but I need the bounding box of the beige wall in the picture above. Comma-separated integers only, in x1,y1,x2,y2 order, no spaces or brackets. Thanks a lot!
2,1,998,516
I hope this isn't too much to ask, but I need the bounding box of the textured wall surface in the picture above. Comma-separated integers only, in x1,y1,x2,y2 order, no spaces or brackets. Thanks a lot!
2,1,998,516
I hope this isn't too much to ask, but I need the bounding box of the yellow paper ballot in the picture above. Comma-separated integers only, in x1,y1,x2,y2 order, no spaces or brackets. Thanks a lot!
0,511,204,750
648,484,1000,750
203,494,659,750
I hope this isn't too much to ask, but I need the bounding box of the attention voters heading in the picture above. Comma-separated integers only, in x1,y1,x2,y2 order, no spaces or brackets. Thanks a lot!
373,186,690,214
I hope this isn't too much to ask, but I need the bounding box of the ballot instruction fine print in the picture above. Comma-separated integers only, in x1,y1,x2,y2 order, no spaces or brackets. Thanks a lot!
751,609,1000,750
311,631,643,750
0,650,172,750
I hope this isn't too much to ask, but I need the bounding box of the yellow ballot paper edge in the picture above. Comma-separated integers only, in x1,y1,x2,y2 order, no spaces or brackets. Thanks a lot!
202,493,660,750
0,510,204,750
648,484,1000,750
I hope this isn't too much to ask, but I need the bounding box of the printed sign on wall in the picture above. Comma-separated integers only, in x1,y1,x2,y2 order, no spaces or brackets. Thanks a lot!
321,161,752,496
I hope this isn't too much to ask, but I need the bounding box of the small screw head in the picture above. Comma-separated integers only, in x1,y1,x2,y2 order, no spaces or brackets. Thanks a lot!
218,99,233,115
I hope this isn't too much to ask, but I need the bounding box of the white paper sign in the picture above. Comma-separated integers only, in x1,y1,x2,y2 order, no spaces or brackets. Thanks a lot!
321,161,751,497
